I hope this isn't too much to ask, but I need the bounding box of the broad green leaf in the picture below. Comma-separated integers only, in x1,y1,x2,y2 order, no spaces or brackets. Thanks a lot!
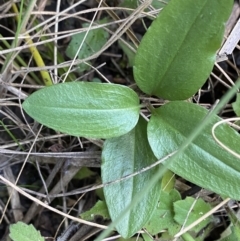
174,197,212,233
80,200,110,221
66,19,109,73
145,189,181,236
148,101,240,200
134,0,233,100
9,222,44,241
23,82,140,139
101,117,160,238
232,93,240,116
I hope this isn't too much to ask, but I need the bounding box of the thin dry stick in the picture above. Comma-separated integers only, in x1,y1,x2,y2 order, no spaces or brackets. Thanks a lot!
25,5,156,37
1,2,153,73
53,0,61,84
84,62,110,83
218,19,240,58
23,161,64,223
212,117,240,159
174,198,231,238
62,0,104,83
95,0,152,59
96,0,140,47
0,3,156,56
215,62,235,87
54,193,86,240
0,125,43,224
0,175,107,229
4,167,23,222
36,161,50,203
22,151,177,199
0,7,136,42
178,192,201,237
24,0,88,36
0,133,68,149
102,234,121,241
210,72,232,89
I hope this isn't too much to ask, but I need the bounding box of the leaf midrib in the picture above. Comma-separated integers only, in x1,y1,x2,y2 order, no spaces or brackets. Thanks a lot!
154,0,209,92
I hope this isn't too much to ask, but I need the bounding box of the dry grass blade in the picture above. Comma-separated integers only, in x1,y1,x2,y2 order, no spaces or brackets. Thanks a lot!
0,175,107,229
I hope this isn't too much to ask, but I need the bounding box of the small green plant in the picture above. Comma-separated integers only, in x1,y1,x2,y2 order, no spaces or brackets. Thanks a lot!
9,222,44,241
65,19,109,73
22,0,237,239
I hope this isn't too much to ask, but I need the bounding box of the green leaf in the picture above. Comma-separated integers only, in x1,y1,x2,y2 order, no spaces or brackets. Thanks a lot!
147,101,240,200
174,197,212,233
23,82,140,139
218,208,240,241
151,0,170,9
101,117,160,238
66,19,109,73
161,169,175,192
119,0,137,9
117,237,143,241
80,200,110,221
232,93,240,116
134,0,233,100
218,225,240,241
74,167,96,180
145,189,181,236
142,233,152,241
226,208,240,231
9,222,44,241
